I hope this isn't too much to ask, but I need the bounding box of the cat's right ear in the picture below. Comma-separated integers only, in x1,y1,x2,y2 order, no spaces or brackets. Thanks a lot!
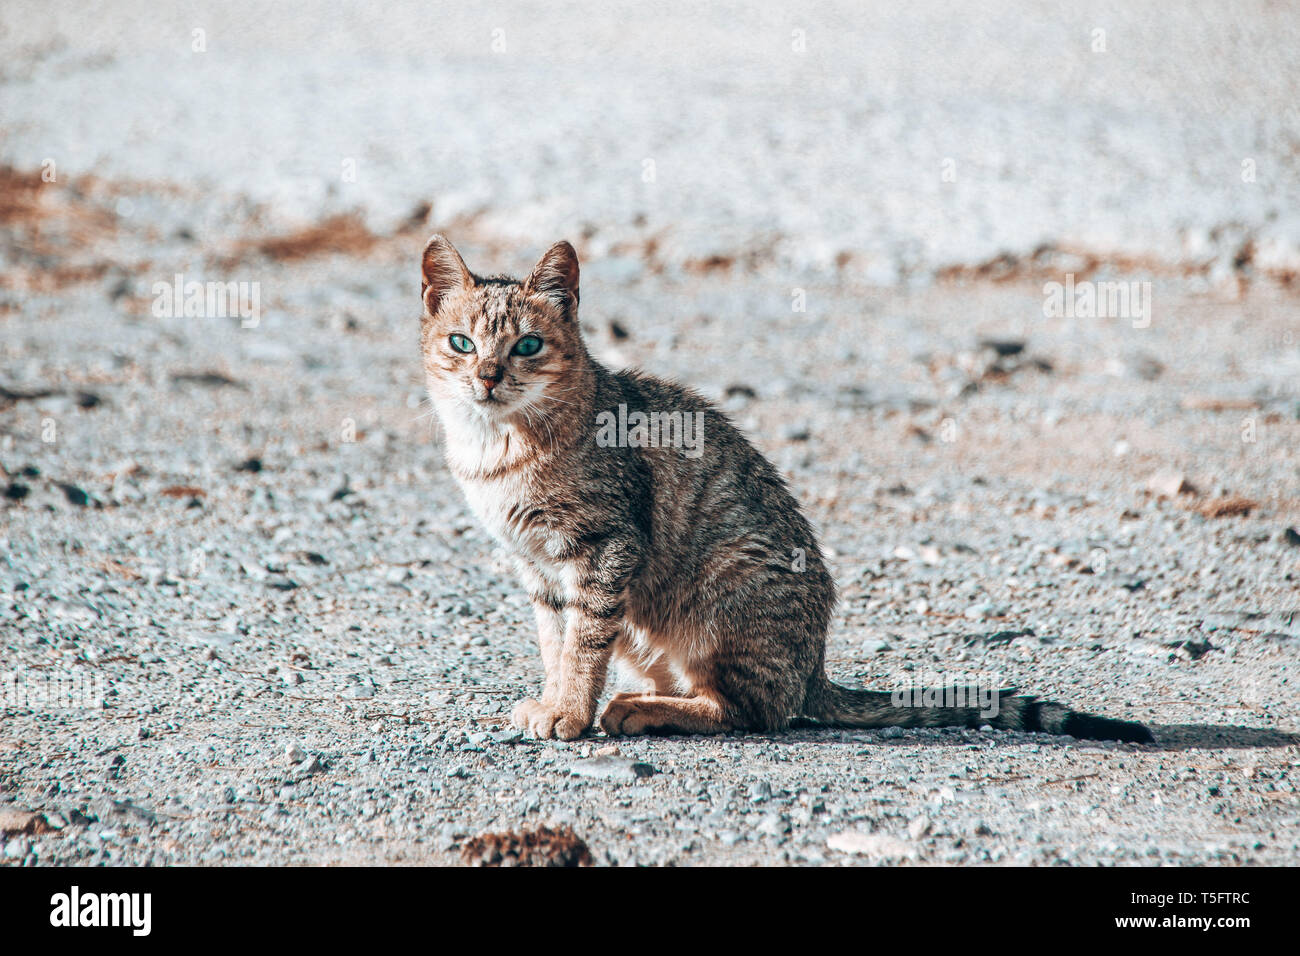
523,241,580,315
421,235,473,317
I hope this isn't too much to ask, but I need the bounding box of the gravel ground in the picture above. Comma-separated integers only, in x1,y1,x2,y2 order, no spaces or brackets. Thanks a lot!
1,2,1298,867
2,208,1297,865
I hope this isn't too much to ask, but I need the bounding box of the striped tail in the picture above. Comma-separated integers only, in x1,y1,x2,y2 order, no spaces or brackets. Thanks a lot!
803,679,1154,743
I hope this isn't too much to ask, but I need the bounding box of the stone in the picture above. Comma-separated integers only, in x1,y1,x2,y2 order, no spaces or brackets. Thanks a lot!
827,830,918,859
568,755,656,784
1146,470,1195,497
294,755,325,778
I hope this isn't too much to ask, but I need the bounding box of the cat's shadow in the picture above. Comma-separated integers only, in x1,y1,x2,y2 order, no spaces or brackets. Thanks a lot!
761,722,1297,751
1133,723,1296,752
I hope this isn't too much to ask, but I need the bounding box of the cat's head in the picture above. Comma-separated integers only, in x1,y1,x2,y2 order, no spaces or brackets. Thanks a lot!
419,236,586,423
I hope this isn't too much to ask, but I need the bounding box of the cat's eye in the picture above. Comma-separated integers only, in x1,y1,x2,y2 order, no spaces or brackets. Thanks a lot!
448,333,476,354
511,335,543,357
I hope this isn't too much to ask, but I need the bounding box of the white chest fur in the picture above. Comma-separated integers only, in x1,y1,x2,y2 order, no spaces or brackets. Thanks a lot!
459,472,530,545
437,405,552,557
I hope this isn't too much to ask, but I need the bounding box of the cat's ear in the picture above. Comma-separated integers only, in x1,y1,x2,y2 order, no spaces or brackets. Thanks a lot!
523,240,580,314
421,234,473,316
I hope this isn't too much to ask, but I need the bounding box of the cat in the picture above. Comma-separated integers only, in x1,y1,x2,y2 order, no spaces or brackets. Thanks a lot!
418,235,1154,744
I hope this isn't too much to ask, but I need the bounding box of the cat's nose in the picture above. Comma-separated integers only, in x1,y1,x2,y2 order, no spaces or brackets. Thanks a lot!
477,365,503,390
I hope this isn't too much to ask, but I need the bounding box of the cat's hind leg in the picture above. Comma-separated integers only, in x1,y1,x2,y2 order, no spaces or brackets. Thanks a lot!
599,693,731,736
601,619,805,735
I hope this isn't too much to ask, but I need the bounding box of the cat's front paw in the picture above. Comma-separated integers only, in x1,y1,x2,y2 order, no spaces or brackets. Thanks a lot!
511,698,588,740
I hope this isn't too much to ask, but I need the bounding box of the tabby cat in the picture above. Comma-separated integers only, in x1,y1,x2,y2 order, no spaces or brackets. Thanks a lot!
418,235,1154,744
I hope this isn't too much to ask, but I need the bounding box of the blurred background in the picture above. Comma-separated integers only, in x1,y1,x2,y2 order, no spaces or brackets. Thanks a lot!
3,0,1299,280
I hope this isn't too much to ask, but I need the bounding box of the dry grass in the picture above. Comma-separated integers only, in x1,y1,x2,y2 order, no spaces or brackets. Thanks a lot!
460,824,593,867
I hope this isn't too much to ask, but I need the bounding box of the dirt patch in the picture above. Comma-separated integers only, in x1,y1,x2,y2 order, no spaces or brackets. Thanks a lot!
1180,396,1261,412
160,486,206,499
0,165,123,293
0,166,46,223
0,807,55,838
1196,495,1260,518
244,214,379,262
684,254,735,275
933,242,1299,289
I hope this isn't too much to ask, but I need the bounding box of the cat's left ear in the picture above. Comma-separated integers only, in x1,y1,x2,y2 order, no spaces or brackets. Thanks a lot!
421,234,474,317
523,241,580,315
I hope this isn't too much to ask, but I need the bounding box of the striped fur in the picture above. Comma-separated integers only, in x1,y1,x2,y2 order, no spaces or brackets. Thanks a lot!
419,236,1154,745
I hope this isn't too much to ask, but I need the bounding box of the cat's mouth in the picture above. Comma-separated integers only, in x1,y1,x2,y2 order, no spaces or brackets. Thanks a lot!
470,386,514,413
466,379,544,419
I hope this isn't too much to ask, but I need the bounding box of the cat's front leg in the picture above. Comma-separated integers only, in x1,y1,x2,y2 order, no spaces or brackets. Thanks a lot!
511,561,565,705
512,545,635,740
509,598,564,732
514,607,619,740
532,601,565,704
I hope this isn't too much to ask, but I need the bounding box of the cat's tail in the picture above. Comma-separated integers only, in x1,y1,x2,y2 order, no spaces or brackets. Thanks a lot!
802,679,1154,743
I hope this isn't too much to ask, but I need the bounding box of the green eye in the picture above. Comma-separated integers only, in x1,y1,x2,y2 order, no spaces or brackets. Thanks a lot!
512,335,543,357
448,333,475,354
